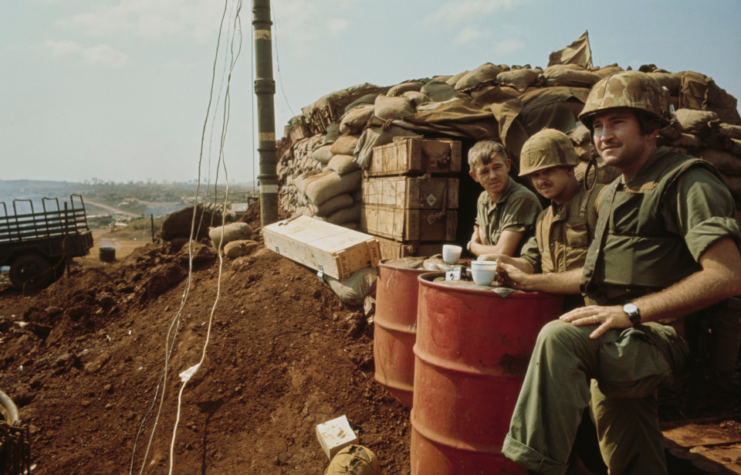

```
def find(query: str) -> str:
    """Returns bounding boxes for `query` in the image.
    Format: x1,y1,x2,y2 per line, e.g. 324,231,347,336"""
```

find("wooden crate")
263,216,381,281
362,176,459,210
360,205,457,242
367,137,462,177
375,236,451,260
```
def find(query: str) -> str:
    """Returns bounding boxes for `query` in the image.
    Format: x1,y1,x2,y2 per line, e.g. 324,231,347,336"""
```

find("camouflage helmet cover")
519,128,580,177
579,71,670,128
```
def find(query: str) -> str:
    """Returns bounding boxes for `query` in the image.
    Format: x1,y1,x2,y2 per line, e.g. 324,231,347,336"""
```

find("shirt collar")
621,147,670,188
549,181,584,220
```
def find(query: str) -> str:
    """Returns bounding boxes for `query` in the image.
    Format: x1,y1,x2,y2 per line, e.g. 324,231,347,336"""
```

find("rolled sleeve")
664,168,741,261
519,235,542,272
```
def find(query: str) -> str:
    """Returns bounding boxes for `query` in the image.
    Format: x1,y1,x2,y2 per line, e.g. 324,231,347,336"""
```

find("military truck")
0,195,93,290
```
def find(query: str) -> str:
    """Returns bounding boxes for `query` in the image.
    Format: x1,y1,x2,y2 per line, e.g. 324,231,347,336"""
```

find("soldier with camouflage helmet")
483,128,606,312
502,71,741,474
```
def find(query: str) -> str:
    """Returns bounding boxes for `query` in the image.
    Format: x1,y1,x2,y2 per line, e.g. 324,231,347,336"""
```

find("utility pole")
252,0,278,226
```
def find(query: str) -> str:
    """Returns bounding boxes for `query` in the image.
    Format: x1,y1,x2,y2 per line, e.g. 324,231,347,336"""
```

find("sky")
2,0,740,185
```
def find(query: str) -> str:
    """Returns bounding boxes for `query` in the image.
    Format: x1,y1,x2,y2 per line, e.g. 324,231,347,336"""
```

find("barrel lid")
419,272,560,299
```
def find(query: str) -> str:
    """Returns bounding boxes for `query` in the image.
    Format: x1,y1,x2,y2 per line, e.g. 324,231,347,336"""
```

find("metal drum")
373,259,428,409
411,273,564,474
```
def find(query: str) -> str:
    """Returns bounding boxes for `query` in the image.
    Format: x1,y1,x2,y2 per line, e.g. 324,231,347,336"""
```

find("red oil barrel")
374,259,428,409
411,273,564,474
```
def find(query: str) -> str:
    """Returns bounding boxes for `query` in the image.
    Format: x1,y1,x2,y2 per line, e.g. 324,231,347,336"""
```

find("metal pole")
252,0,278,226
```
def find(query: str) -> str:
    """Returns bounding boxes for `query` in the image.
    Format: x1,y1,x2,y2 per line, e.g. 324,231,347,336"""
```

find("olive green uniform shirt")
520,183,605,274
475,178,542,255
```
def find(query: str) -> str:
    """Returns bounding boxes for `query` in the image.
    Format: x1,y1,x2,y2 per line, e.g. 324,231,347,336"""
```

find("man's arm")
478,254,535,273
561,237,741,339
470,230,524,257
496,261,583,294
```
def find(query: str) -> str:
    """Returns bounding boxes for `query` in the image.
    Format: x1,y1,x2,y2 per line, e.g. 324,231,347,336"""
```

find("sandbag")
446,70,469,87
374,95,413,121
403,91,431,107
344,93,380,114
433,75,452,83
719,123,741,140
675,109,720,135
327,154,360,175
223,240,258,259
592,65,624,79
387,81,424,97
649,72,681,95
297,170,331,194
671,134,705,151
569,124,591,145
315,193,354,217
575,161,621,185
354,126,422,169
305,170,363,206
325,268,378,307
697,148,741,175
324,123,341,145
340,105,374,135
325,202,361,225
161,206,217,241
496,69,539,93
543,65,600,87
454,63,503,91
420,80,460,102
312,144,334,164
209,222,252,249
330,135,361,156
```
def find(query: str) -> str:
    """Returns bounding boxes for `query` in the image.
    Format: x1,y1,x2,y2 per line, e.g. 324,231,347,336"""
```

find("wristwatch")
623,303,641,327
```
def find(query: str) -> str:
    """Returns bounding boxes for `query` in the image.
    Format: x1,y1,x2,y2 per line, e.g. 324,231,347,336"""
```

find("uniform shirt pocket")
565,221,589,248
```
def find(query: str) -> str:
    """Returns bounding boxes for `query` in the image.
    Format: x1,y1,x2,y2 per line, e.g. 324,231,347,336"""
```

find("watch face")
624,303,638,314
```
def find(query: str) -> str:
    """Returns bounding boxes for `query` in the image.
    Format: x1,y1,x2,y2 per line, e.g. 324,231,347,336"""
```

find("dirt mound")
0,240,411,474
161,206,218,241
238,199,262,229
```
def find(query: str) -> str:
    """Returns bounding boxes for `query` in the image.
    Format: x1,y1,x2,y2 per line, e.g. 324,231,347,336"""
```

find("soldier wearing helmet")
484,128,606,312
502,71,741,475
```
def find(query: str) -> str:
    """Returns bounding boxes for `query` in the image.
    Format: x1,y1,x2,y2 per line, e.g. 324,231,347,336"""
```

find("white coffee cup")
442,245,463,265
470,261,497,286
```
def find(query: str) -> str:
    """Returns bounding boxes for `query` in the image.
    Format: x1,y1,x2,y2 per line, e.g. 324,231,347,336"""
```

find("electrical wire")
129,1,231,473
167,2,242,473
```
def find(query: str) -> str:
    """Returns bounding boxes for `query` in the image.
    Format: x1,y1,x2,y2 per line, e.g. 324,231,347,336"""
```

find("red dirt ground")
0,237,411,475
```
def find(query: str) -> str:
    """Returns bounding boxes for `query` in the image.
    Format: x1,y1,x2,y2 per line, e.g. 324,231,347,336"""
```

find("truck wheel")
9,254,54,290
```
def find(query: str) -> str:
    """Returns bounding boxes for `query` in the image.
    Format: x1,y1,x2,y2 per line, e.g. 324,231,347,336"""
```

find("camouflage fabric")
579,71,670,128
518,129,580,177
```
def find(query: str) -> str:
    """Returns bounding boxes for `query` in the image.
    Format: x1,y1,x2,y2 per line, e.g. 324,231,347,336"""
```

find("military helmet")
519,128,580,177
579,71,670,129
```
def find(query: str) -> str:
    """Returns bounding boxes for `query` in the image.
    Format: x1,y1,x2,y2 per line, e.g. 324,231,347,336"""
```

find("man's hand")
478,253,504,262
560,305,632,339
496,260,533,291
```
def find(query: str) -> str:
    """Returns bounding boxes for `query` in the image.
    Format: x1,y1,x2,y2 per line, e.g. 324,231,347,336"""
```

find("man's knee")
537,320,589,349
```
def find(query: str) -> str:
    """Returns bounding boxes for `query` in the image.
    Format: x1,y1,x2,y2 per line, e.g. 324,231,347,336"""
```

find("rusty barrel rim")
418,271,556,299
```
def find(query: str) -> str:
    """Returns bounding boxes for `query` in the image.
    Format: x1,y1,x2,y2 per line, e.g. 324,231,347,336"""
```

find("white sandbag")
305,170,363,206
497,69,539,93
224,240,258,259
675,109,720,135
296,206,316,217
209,222,252,249
325,202,361,225
454,63,504,91
312,144,334,164
420,80,460,102
330,135,361,156
387,81,424,97
374,95,413,121
354,126,422,169
327,154,360,175
340,105,374,135
325,267,378,307
316,193,354,217
402,91,431,107
344,93,380,114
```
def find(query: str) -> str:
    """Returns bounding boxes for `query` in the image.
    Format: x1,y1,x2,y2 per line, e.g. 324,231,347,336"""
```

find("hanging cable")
167,2,242,473
130,2,230,474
